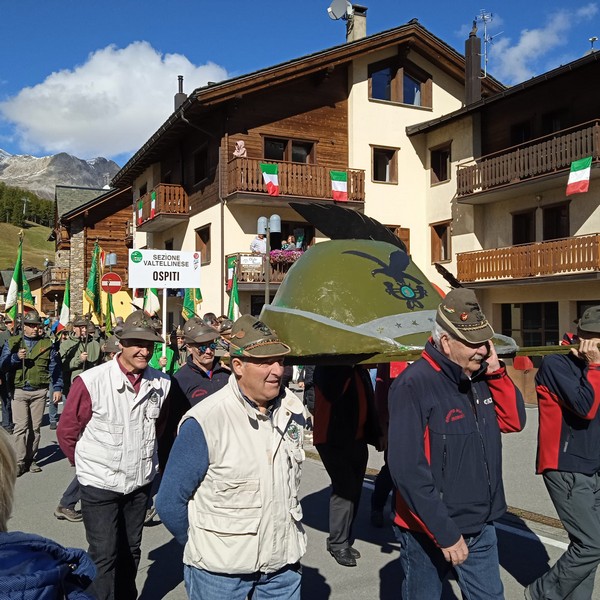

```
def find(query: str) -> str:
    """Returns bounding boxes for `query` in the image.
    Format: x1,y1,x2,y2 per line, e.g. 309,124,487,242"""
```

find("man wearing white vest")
157,314,307,600
57,311,171,600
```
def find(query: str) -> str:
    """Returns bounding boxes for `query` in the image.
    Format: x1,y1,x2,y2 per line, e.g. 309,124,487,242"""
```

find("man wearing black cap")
157,314,306,600
57,311,170,600
525,306,600,600
388,288,526,599
3,310,63,476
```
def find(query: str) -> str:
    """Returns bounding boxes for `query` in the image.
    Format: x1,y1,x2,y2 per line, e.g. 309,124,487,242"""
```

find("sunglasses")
197,342,217,352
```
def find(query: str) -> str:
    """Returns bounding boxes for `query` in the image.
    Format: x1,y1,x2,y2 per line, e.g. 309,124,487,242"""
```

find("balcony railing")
457,120,600,197
457,233,600,282
226,251,304,286
42,266,69,290
136,184,189,231
225,158,365,202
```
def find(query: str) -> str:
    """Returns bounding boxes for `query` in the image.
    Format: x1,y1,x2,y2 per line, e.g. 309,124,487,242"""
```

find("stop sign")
100,272,123,294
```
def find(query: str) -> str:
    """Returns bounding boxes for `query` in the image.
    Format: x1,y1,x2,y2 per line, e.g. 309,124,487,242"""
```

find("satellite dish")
327,0,352,20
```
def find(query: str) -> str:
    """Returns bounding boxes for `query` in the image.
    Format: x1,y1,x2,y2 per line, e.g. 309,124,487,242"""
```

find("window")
502,302,559,347
368,58,432,108
279,221,315,251
543,202,569,241
431,221,451,263
431,144,451,184
138,183,147,197
542,109,566,136
195,225,211,265
512,210,536,245
264,137,314,163
511,121,533,145
387,225,410,254
372,147,398,183
193,146,209,184
164,239,174,251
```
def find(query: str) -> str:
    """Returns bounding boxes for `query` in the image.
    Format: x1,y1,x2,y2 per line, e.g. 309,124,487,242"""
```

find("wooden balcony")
457,233,600,282
457,120,600,201
135,183,189,232
225,158,365,204
124,220,134,248
226,251,304,290
41,266,69,296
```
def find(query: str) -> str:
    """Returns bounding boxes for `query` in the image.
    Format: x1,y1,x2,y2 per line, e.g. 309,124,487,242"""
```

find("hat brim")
578,320,600,334
117,329,164,343
229,340,291,358
436,311,494,344
184,331,220,345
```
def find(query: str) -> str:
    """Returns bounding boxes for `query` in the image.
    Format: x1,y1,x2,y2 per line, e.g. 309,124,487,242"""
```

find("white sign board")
128,249,201,289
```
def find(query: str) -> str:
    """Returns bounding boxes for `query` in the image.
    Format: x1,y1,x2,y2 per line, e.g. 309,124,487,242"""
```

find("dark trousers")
81,483,151,600
61,475,81,509
371,451,394,512
316,439,368,551
0,381,13,430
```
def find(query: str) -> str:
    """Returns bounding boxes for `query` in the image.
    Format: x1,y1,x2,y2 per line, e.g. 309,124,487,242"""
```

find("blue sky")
1,1,598,164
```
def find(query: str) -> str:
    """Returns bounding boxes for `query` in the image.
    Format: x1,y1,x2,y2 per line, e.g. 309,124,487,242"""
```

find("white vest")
182,375,307,574
74,357,171,494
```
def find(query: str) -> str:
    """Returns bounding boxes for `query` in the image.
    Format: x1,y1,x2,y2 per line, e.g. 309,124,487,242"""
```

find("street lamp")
257,214,281,306
105,253,118,271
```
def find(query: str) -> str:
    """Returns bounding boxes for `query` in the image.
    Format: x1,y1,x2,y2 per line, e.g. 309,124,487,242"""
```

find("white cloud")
489,3,599,85
0,41,229,160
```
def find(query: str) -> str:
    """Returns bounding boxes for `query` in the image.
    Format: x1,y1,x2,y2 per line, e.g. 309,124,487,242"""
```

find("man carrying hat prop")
57,311,171,600
1,310,63,477
387,288,526,599
157,314,307,600
525,306,600,599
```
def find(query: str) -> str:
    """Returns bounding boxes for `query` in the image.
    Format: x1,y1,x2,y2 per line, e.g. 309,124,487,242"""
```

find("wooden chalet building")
406,49,600,348
111,11,502,322
50,185,133,320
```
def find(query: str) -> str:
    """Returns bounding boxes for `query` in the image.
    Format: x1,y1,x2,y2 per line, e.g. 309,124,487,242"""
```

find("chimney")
174,75,187,111
465,22,482,105
346,4,367,42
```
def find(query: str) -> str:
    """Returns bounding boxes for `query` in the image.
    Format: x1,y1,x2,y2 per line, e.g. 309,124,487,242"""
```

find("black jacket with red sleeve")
387,341,526,549
535,353,600,475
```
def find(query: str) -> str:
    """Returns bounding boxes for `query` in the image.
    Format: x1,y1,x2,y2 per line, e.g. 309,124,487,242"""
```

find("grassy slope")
0,222,54,271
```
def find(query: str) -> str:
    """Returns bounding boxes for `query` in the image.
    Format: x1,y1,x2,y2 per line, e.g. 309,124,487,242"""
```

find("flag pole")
162,288,168,373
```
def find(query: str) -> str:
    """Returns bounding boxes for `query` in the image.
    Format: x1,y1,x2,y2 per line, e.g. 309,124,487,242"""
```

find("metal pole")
162,288,168,373
264,223,270,306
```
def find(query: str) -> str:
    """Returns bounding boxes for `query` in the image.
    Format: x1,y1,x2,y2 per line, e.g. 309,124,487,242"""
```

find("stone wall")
70,217,85,317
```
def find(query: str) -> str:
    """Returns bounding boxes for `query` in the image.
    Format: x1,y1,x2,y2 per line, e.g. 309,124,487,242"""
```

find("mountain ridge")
0,149,121,200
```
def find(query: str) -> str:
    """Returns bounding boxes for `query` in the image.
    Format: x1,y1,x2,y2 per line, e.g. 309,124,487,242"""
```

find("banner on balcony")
259,163,279,196
137,200,143,225
150,191,157,218
330,170,348,202
566,156,592,196
226,256,237,291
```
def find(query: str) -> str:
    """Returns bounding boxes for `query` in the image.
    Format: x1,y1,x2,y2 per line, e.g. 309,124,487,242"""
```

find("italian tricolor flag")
260,163,279,196
137,200,143,225
150,191,156,218
566,156,592,196
57,277,70,332
330,170,348,202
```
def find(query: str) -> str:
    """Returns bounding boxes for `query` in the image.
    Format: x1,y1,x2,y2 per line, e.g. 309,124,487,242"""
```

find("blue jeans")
183,563,301,600
394,523,504,599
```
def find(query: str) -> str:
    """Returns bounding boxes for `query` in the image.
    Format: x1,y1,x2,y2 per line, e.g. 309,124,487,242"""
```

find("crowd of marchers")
0,292,599,600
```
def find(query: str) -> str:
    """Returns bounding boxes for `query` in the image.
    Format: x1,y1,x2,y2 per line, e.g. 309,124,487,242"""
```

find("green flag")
227,272,240,321
84,242,102,319
5,233,35,320
105,292,115,334
182,288,202,321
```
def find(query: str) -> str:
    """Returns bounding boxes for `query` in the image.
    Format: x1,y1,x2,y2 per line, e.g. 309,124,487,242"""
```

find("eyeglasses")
197,342,217,352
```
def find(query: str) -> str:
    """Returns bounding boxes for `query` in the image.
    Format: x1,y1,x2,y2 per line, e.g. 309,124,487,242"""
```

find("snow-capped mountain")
0,150,120,199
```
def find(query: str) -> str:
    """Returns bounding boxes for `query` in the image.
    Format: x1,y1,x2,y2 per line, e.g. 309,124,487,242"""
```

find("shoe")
49,422,57,430
144,507,157,525
329,547,357,567
371,509,384,528
28,461,42,473
54,505,83,522
349,547,361,559
16,463,27,477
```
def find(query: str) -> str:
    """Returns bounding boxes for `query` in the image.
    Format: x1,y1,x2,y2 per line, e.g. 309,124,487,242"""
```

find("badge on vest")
146,391,160,419
286,421,301,444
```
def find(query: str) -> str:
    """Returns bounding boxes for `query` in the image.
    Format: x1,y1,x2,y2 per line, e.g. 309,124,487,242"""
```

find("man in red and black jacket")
526,306,600,600
388,288,525,599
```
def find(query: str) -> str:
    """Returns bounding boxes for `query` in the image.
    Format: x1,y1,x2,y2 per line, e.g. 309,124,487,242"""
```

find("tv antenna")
476,10,502,79
327,0,353,21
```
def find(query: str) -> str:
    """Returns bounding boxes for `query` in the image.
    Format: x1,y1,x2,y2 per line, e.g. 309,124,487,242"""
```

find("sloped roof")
0,268,42,289
60,185,132,222
55,185,106,219
112,20,505,188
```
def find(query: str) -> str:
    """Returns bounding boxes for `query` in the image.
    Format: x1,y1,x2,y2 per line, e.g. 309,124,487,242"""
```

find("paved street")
9,403,593,599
